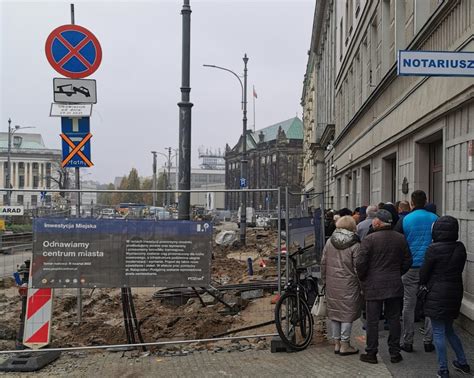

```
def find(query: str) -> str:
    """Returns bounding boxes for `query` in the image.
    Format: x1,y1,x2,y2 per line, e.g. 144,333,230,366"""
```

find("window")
31,195,37,206
370,17,378,87
45,195,52,204
17,195,24,205
33,176,39,189
19,176,25,188
3,195,7,205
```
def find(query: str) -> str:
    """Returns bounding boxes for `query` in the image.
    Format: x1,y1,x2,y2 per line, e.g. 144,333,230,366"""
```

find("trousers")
431,318,467,372
402,268,433,344
331,320,352,342
366,297,401,356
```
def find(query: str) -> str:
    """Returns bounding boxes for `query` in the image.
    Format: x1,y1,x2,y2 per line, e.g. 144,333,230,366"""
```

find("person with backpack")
419,216,470,378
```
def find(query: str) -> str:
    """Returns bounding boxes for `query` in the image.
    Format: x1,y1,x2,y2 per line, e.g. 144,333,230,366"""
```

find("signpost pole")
70,3,82,325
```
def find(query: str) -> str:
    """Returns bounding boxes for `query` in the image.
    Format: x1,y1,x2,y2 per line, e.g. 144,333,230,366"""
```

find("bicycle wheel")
274,292,313,350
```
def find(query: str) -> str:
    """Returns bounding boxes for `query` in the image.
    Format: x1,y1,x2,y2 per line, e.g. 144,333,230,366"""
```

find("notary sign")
398,50,474,77
31,218,212,288
0,206,24,216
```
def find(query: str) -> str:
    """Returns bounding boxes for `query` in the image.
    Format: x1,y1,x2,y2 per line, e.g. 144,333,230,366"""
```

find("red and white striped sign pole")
23,278,53,349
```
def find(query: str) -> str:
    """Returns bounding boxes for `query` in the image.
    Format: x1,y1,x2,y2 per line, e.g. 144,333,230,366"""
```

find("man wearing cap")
357,209,413,364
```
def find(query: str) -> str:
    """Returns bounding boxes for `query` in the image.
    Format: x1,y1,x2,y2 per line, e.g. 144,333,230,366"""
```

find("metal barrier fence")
0,187,292,354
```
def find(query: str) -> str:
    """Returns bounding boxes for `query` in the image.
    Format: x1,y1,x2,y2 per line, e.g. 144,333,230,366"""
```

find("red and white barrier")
23,285,53,349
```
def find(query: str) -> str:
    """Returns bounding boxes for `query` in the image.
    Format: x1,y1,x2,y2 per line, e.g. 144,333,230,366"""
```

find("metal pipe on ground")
0,334,279,355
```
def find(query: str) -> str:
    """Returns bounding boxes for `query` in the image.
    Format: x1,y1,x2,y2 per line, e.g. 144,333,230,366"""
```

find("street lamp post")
203,53,249,245
152,148,176,208
151,151,157,207
6,119,35,206
6,119,12,206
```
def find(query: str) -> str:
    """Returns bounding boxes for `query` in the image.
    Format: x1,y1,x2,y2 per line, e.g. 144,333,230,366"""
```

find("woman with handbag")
420,216,470,378
321,215,362,356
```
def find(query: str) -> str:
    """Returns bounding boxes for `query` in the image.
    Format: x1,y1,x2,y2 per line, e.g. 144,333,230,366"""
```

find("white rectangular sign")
50,103,92,117
53,78,97,104
0,206,24,216
398,50,474,77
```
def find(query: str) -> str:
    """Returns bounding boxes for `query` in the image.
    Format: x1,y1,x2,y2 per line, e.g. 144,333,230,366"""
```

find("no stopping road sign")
45,24,102,79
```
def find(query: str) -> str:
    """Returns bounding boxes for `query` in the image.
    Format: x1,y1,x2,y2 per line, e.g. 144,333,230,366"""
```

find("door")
429,140,443,215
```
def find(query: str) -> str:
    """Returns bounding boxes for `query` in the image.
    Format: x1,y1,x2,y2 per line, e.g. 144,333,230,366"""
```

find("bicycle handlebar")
288,244,314,259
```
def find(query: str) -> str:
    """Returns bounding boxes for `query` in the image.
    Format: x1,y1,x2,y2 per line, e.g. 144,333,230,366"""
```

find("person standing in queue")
420,216,470,378
357,209,412,364
321,215,362,356
399,190,437,353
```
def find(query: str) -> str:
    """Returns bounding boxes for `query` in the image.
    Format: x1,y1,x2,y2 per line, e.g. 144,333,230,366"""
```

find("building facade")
155,167,225,208
0,132,62,207
303,0,474,329
225,117,304,211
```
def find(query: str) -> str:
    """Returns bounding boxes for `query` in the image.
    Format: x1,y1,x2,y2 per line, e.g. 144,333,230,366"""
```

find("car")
101,208,116,217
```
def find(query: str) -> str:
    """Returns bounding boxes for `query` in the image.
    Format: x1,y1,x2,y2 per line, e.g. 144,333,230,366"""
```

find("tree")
141,178,153,205
123,168,142,203
97,183,115,206
48,161,71,198
112,176,127,205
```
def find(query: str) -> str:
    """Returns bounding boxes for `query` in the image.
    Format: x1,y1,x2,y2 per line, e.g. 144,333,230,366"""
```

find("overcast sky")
0,0,314,184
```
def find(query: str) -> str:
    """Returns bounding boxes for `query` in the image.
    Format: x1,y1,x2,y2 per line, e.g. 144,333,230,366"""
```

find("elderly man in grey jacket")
357,205,378,240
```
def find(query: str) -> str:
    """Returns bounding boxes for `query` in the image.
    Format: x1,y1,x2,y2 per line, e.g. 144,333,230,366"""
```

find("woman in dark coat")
420,216,470,378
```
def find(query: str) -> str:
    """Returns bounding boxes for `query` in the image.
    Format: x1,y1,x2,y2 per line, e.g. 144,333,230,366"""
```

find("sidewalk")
1,319,472,377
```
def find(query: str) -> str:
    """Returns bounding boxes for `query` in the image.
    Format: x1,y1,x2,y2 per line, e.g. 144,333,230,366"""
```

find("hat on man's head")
375,209,392,224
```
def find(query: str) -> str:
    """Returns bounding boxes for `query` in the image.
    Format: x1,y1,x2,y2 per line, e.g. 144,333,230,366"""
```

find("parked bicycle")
274,244,316,350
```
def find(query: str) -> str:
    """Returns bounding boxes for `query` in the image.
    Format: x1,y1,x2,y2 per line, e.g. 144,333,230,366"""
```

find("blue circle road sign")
45,24,102,79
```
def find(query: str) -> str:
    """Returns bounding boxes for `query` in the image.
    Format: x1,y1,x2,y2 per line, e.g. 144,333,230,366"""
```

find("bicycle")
274,244,316,350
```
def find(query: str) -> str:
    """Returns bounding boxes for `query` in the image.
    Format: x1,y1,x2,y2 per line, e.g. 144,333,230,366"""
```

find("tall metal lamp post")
6,118,35,206
151,151,157,207
203,54,249,245
152,148,176,208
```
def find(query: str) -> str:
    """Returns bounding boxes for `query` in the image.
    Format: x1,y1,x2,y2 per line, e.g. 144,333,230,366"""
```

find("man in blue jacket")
400,190,438,353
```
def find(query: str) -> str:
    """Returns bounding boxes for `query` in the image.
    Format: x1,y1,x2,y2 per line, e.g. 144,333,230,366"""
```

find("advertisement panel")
31,218,212,288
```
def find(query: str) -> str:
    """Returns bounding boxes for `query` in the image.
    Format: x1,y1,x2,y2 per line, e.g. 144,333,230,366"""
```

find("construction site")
0,223,301,355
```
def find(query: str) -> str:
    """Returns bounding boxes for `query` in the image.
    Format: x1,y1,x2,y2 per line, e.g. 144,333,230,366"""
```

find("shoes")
339,341,359,356
437,370,449,378
424,342,435,352
400,343,413,353
360,353,378,364
390,353,403,363
334,340,340,355
452,360,471,375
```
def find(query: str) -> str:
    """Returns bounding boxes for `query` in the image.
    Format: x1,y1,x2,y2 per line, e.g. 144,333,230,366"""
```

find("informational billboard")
31,218,212,288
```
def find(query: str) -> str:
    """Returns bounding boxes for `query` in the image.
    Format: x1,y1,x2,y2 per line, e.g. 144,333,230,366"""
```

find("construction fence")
0,187,323,355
